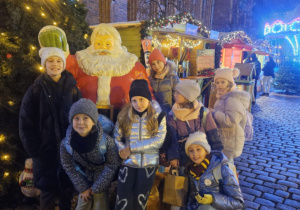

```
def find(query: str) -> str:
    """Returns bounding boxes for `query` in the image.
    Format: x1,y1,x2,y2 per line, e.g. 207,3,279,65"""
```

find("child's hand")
120,147,131,159
80,189,92,202
170,159,179,168
197,194,213,204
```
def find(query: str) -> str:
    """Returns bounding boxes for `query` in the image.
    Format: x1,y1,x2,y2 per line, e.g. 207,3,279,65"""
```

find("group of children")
20,46,248,210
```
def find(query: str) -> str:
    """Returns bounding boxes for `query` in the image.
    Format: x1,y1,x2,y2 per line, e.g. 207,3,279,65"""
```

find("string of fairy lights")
153,35,202,49
219,31,252,46
145,13,210,38
3,1,89,73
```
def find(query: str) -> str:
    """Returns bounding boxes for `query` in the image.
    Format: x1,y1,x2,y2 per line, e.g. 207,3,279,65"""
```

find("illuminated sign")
264,17,300,35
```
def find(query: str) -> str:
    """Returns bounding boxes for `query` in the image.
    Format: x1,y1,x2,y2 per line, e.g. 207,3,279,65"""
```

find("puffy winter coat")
187,151,244,210
262,58,276,77
114,101,167,168
60,122,120,193
249,53,261,79
166,107,206,166
149,61,180,113
213,90,250,159
19,71,81,191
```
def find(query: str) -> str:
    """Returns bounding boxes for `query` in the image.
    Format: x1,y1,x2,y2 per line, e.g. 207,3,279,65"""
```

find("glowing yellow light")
83,34,88,39
31,46,36,50
39,66,44,72
2,155,10,160
53,22,57,25
7,101,14,106
1,33,5,36
0,134,5,142
4,172,9,177
26,6,30,10
41,13,45,17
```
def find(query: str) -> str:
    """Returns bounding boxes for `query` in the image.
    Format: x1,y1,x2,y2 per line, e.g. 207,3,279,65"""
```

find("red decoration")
6,53,12,59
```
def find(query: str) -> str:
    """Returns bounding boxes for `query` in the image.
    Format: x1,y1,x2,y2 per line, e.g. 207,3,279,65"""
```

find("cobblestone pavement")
235,92,300,210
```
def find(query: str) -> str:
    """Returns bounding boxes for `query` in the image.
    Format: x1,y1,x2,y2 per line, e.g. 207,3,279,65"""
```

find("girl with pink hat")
148,49,180,113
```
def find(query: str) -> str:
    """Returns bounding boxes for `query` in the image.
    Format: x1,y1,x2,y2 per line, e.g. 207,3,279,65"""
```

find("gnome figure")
19,158,40,197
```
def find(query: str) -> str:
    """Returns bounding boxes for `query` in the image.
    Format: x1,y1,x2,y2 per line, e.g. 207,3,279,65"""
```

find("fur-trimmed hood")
220,90,250,110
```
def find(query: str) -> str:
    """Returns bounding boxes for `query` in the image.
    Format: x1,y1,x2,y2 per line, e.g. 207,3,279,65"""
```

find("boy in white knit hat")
19,47,81,209
185,132,244,210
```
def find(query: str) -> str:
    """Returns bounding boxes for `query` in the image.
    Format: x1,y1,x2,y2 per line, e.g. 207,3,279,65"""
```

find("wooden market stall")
151,29,218,77
219,31,254,68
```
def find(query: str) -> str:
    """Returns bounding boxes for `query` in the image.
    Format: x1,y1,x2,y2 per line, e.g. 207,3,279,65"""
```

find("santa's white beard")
76,47,138,77
76,46,139,106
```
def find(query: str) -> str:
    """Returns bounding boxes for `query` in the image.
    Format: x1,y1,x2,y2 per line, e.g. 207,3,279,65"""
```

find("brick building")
81,0,256,34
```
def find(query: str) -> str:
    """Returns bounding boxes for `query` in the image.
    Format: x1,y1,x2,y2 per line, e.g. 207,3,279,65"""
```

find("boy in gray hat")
60,98,120,210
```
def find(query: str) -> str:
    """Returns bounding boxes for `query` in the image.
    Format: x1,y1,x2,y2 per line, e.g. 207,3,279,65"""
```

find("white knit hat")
39,47,66,69
214,68,240,85
175,80,200,102
185,132,211,154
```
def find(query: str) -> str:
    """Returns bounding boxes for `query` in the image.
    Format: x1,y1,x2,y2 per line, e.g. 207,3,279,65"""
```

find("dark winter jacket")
19,71,81,191
166,108,223,167
149,61,180,113
262,57,276,77
60,122,120,194
249,53,261,79
166,107,206,166
187,151,244,210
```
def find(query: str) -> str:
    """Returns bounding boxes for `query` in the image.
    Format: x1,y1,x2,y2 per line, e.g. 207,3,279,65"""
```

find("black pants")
254,79,258,99
115,165,156,210
40,187,73,210
39,166,73,210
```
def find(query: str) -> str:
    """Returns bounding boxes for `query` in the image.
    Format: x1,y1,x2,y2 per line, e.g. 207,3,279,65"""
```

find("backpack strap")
64,139,73,155
157,111,167,126
99,133,107,162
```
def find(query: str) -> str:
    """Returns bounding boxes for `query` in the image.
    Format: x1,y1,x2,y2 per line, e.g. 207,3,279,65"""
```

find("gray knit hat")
175,80,200,102
39,47,66,69
69,99,98,124
185,132,211,154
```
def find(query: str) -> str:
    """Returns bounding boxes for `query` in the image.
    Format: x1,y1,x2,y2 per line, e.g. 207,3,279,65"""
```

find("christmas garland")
144,13,210,38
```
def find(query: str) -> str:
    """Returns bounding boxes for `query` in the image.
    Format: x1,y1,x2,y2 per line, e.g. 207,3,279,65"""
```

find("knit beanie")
69,99,98,124
185,132,211,155
214,68,240,85
175,80,200,102
129,79,152,102
39,47,66,69
148,49,166,65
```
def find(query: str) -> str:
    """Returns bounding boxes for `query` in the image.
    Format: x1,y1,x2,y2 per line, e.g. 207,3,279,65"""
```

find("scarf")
70,126,98,154
172,100,202,121
189,154,212,180
154,65,169,80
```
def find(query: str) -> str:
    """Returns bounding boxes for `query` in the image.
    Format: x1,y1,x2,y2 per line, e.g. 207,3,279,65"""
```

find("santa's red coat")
66,55,154,108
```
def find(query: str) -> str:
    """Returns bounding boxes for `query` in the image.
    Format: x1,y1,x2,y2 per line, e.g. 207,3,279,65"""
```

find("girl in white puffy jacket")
114,79,167,210
211,68,250,171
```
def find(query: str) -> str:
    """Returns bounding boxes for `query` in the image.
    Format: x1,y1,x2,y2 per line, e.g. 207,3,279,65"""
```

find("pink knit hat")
148,49,166,65
214,68,240,85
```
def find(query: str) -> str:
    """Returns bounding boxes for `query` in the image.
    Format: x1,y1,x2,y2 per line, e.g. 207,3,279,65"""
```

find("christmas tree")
0,0,91,206
273,61,300,94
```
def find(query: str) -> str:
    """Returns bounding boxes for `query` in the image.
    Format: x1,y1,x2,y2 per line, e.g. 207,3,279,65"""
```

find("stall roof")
152,29,219,42
90,21,141,29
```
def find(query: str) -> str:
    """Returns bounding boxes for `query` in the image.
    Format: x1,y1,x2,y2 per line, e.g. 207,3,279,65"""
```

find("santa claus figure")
38,24,153,108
